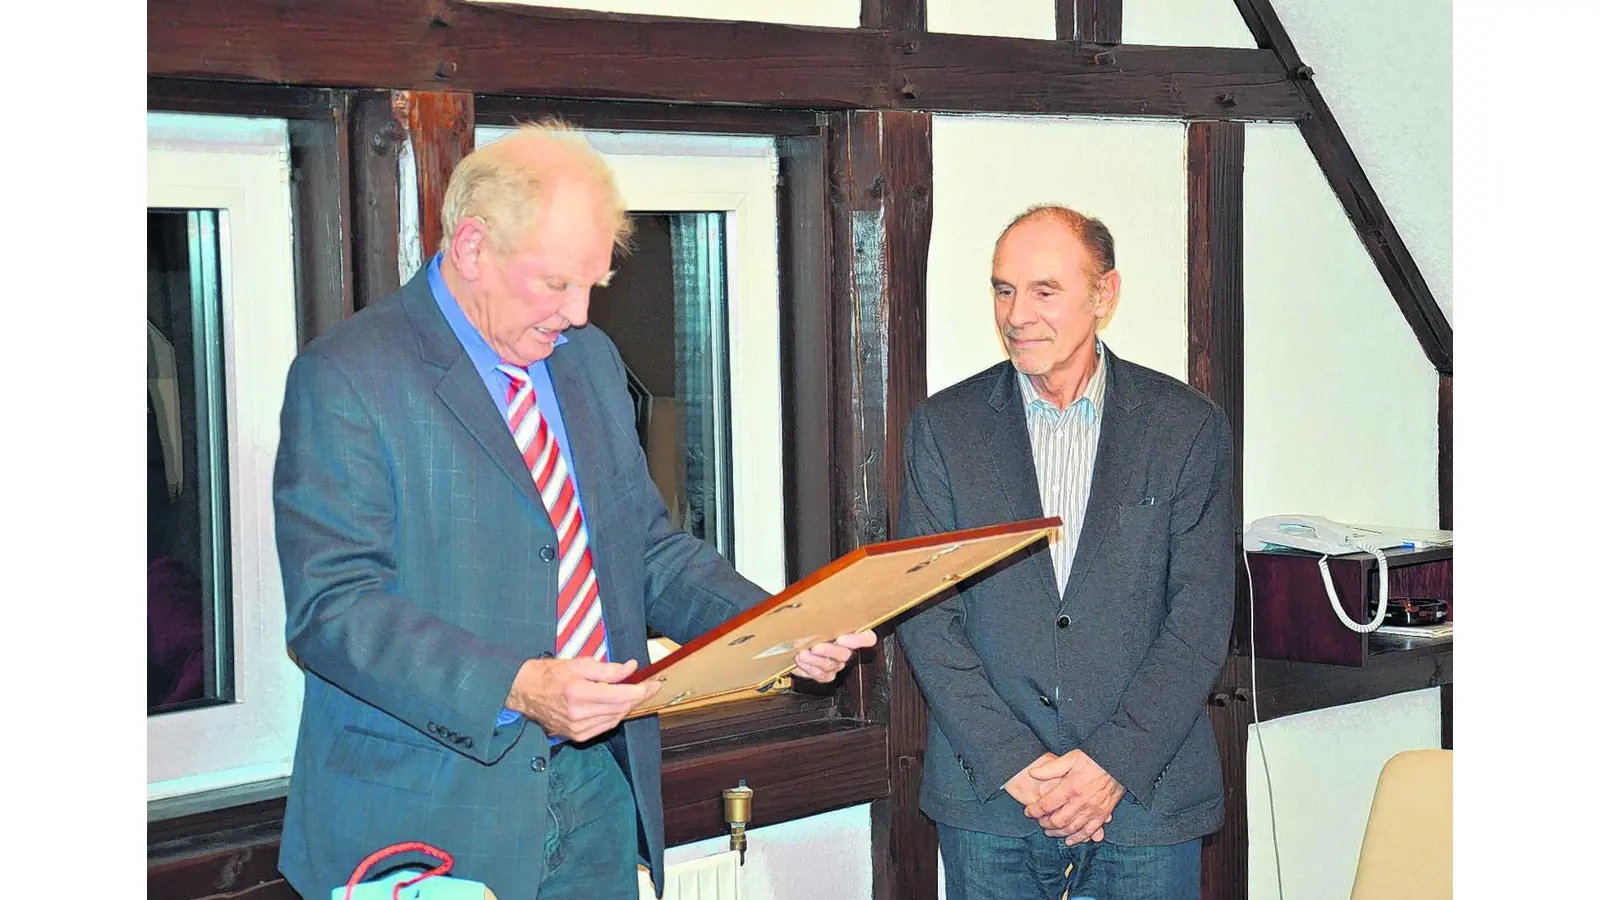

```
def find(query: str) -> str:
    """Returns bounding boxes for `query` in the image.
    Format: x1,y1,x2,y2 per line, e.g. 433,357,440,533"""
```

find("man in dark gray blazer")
272,123,872,900
897,206,1234,900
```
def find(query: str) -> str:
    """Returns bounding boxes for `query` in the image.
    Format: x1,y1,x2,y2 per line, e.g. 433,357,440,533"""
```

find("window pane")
589,212,734,559
148,209,232,715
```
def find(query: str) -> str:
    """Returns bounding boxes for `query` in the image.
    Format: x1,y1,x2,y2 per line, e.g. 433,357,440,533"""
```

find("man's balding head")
995,205,1115,288
440,119,634,255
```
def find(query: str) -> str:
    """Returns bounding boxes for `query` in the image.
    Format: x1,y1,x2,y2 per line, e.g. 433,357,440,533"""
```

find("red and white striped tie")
498,364,609,662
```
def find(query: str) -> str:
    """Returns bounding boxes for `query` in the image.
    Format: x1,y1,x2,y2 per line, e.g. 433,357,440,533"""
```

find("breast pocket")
1115,496,1172,588
1117,495,1171,531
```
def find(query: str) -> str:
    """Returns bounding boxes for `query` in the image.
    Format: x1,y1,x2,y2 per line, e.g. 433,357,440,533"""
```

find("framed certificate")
623,516,1060,718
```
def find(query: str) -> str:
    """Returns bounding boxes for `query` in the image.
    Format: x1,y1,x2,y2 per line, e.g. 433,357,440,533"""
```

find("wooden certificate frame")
624,517,1061,718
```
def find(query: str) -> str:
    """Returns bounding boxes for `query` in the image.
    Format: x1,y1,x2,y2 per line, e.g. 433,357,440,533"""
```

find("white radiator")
637,851,744,900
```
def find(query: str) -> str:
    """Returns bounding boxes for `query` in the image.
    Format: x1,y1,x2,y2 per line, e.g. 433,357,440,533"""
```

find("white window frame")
475,127,788,594
146,114,303,802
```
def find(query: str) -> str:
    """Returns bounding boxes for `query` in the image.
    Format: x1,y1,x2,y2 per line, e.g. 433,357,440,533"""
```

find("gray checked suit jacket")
896,347,1235,845
272,271,767,899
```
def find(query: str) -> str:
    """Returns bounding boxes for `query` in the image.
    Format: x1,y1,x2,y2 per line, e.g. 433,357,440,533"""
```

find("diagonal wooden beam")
147,0,1307,121
1232,0,1452,374
1056,0,1123,44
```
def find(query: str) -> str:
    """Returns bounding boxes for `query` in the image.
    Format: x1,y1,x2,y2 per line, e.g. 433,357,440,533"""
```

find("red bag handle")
342,841,456,900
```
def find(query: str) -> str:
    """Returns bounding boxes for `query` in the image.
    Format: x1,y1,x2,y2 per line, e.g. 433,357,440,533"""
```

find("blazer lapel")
984,366,1062,606
1062,351,1150,607
401,278,542,506
546,339,635,638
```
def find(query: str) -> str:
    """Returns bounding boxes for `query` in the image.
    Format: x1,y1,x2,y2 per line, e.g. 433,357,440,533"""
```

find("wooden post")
1187,119,1248,900
823,109,937,900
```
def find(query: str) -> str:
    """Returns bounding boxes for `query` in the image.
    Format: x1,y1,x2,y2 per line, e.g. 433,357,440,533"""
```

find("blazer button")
540,545,556,562
530,756,547,772
1040,695,1054,708
1056,615,1072,629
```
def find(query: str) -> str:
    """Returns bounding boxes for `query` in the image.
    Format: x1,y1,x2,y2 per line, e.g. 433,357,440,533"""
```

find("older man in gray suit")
897,206,1235,900
272,122,873,900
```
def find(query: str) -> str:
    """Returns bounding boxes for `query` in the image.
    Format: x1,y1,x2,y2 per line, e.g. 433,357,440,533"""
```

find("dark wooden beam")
150,0,890,108
1057,0,1123,43
778,130,839,586
147,0,1308,121
1185,120,1248,900
822,109,937,900
347,91,406,309
1439,374,1452,530
1232,0,1452,374
1186,121,1246,512
399,90,474,260
1201,659,1251,900
148,76,333,119
1251,647,1452,722
897,35,1300,119
287,93,355,346
476,96,825,136
862,0,926,31
1440,682,1452,749
663,721,889,843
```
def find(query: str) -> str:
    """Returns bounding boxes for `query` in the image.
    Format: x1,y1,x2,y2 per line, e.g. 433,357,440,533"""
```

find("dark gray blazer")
896,347,1235,845
272,272,766,898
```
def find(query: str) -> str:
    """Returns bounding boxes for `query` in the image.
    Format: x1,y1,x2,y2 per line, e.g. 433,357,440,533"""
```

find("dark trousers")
939,824,1201,900
534,742,639,900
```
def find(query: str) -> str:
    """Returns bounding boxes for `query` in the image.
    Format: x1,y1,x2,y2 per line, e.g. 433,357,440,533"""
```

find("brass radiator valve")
722,779,753,864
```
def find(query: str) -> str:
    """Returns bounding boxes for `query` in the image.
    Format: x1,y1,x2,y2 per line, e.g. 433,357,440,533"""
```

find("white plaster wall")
1246,690,1443,900
1271,0,1452,321
664,804,872,898
1123,0,1256,47
1243,123,1438,528
927,114,1189,394
1126,0,1453,322
926,0,1054,39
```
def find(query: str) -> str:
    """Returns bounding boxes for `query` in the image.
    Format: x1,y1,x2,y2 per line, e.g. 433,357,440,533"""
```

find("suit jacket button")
540,545,556,562
530,756,547,773
1056,615,1072,629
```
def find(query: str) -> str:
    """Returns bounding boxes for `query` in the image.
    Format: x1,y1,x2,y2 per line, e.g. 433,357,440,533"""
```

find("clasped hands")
1005,749,1126,845
505,631,878,742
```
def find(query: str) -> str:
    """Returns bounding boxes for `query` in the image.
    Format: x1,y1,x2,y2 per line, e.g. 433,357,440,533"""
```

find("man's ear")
1092,269,1121,321
446,217,491,281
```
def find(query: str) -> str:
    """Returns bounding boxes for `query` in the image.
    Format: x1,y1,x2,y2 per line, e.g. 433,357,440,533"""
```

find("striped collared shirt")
1017,341,1107,596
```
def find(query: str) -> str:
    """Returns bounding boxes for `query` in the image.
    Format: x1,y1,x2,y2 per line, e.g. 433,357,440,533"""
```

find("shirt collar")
426,253,567,380
1017,340,1106,423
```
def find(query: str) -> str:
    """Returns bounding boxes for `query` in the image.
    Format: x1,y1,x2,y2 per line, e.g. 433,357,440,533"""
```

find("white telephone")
1243,516,1453,634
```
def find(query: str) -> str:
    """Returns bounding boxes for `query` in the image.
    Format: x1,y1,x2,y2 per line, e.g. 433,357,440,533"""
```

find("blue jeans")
939,824,1201,900
535,742,639,900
